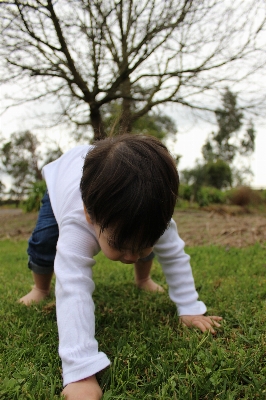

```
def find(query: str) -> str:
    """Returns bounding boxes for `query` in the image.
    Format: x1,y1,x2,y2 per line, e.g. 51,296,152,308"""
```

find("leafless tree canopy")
1,0,266,140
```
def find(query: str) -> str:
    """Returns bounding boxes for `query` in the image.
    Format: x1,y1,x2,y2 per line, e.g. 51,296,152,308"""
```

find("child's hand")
179,315,222,334
62,375,102,400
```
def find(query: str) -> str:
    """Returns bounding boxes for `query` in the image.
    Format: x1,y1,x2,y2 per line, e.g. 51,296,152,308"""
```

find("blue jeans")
27,191,59,274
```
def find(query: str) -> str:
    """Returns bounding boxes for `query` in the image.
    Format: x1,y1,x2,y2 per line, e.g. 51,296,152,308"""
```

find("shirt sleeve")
153,219,207,316
54,218,110,387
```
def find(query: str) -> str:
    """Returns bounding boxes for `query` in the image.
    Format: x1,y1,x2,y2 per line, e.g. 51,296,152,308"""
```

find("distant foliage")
177,184,266,208
196,187,227,207
227,186,262,207
202,89,244,163
0,130,62,202
260,190,266,203
0,131,42,202
205,159,232,189
202,88,255,165
182,88,256,193
178,184,193,202
23,180,47,212
0,180,5,201
178,184,227,206
181,159,232,197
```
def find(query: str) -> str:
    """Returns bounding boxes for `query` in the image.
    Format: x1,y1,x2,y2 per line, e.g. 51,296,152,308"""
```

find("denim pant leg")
27,191,59,274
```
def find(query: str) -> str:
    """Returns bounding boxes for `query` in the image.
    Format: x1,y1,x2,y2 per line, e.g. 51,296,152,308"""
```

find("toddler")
20,134,222,400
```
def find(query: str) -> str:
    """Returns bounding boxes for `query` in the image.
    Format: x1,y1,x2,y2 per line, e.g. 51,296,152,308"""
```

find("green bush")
178,184,193,201
178,184,228,207
258,189,266,203
196,186,227,207
23,180,47,212
178,182,266,208
205,159,232,189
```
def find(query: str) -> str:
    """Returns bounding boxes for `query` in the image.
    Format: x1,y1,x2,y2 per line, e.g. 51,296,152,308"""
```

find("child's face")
84,207,153,264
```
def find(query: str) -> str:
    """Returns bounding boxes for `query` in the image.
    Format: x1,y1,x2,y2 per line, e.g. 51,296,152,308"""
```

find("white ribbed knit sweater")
42,145,206,386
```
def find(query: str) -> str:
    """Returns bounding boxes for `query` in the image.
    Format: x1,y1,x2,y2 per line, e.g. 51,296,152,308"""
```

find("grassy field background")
1,238,266,399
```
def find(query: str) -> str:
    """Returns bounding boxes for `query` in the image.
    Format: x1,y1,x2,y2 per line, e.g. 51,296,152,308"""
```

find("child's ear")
83,204,93,224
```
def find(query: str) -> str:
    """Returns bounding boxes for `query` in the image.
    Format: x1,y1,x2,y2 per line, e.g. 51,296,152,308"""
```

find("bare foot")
18,286,50,306
136,277,164,292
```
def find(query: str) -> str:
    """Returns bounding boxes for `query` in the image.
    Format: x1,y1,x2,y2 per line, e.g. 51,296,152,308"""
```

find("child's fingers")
206,317,222,328
179,315,222,334
208,316,223,321
202,323,215,334
182,318,214,334
194,320,215,334
202,319,218,333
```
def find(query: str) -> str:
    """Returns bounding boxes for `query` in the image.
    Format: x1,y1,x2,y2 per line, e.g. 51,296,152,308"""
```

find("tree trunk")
119,76,132,134
90,105,106,141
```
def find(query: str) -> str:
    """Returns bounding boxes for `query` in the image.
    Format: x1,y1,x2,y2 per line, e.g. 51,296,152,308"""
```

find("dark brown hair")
80,134,179,252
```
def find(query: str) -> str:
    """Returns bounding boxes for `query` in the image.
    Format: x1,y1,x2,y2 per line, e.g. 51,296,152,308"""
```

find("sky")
1,102,265,189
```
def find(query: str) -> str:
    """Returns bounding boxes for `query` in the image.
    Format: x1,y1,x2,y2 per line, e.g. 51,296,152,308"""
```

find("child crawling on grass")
19,134,222,400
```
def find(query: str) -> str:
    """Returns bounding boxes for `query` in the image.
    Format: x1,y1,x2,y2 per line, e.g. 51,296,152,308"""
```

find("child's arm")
62,375,102,400
54,220,110,387
153,219,222,333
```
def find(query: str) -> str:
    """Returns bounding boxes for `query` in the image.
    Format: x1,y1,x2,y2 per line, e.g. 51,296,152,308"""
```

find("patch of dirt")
173,209,266,247
1,207,266,248
0,209,38,240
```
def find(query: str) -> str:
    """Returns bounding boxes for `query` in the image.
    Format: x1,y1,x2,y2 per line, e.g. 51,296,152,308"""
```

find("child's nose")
123,252,139,263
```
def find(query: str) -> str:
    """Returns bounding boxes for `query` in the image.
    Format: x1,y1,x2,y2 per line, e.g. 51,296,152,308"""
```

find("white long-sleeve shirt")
42,145,206,386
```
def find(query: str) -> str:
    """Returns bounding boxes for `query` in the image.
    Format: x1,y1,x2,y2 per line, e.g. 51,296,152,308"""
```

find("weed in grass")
1,241,266,399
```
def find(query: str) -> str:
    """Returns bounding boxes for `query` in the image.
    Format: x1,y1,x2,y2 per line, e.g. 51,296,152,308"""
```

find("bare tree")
1,0,266,140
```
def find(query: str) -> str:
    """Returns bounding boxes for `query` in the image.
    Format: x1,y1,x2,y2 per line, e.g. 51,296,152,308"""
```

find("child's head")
80,134,179,254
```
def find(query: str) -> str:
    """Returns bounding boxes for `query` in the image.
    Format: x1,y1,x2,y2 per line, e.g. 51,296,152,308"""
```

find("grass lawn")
0,240,266,399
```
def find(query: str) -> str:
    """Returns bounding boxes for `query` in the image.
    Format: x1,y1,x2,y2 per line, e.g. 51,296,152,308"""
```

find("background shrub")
178,184,193,201
196,186,227,207
205,159,232,189
228,186,262,207
23,180,47,212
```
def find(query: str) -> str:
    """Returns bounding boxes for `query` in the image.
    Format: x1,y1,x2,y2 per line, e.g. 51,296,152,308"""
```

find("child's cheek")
100,243,121,261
